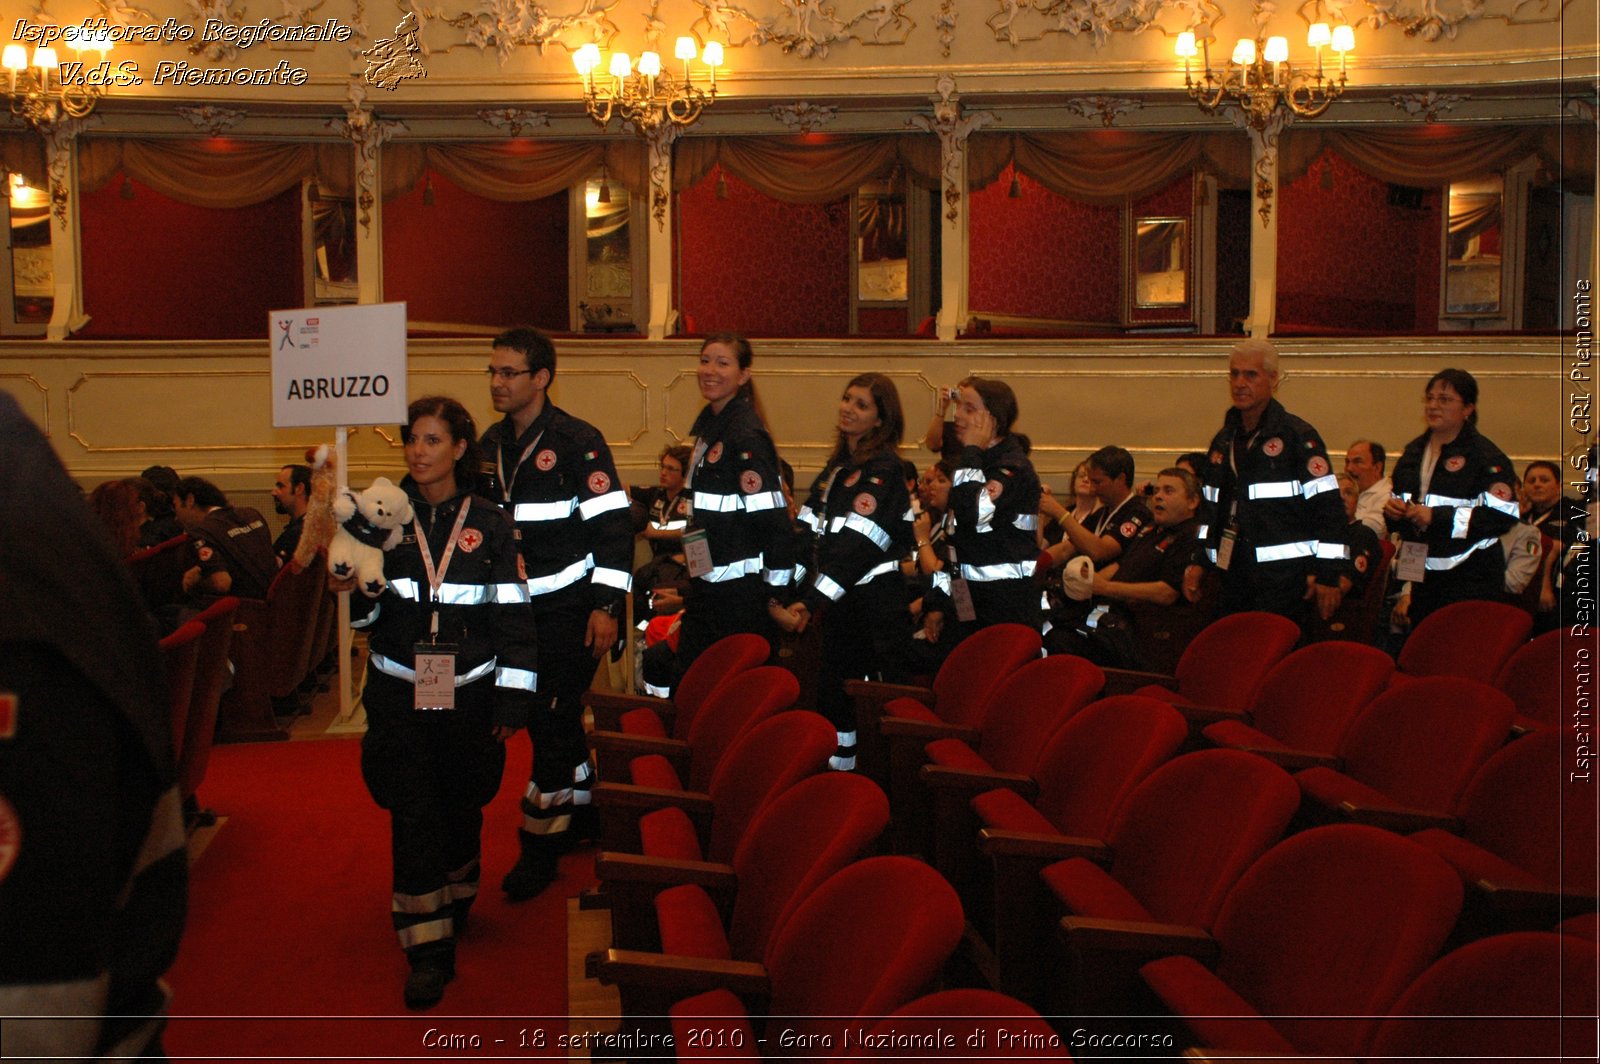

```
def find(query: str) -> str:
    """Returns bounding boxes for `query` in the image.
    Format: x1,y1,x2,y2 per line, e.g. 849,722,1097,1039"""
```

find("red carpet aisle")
164,735,594,1061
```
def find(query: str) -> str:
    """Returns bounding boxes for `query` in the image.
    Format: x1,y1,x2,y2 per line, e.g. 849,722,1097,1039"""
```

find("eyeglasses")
486,367,533,381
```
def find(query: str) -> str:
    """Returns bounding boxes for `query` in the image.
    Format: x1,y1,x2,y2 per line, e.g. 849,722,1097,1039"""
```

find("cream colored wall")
1,335,1571,494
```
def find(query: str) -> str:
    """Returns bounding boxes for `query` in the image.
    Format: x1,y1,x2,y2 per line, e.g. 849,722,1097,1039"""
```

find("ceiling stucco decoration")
1390,89,1465,120
412,0,622,66
1308,0,1572,42
691,0,914,59
909,74,996,223
934,0,956,55
770,100,839,130
477,106,552,133
185,0,249,59
1065,95,1143,125
176,103,249,131
987,0,1221,49
95,0,160,31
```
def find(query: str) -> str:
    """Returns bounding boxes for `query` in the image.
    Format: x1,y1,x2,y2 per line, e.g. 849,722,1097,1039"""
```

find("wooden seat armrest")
1059,915,1218,963
591,781,713,818
1172,701,1250,727
979,828,1108,863
921,764,1038,801
584,690,676,732
1475,881,1600,920
589,730,692,763
880,717,979,744
847,680,935,710
1334,802,1460,833
1183,1050,1336,1064
1099,667,1176,695
598,949,771,998
1237,746,1341,773
594,851,737,893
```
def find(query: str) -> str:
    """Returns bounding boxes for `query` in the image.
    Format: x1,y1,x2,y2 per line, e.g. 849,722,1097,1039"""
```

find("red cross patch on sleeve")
535,449,558,471
1445,456,1466,472
741,470,763,493
588,471,611,495
457,528,483,553
1262,437,1284,457
853,493,877,516
1307,456,1330,477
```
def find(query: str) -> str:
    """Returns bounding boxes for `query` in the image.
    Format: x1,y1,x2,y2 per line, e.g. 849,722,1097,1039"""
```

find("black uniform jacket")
1388,423,1520,576
479,403,633,613
350,479,539,729
685,393,796,591
1195,398,1348,587
795,447,914,611
927,434,1042,604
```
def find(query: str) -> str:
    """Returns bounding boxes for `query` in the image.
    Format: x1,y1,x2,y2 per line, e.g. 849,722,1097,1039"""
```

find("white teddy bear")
329,476,415,598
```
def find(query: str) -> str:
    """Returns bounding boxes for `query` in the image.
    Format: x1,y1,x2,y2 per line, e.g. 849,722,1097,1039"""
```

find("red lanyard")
415,499,471,638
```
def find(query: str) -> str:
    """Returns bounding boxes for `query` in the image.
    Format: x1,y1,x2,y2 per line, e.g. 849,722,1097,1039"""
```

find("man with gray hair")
1183,339,1348,623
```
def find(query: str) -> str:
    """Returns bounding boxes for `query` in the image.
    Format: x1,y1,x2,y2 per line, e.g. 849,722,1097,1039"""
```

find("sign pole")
333,424,359,726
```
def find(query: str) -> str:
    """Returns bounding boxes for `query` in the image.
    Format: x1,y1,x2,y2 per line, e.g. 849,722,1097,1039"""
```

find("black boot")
403,952,455,1010
500,834,559,901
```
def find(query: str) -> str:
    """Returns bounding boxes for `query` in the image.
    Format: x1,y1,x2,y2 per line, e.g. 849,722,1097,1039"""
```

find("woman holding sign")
338,395,538,1010
675,334,793,675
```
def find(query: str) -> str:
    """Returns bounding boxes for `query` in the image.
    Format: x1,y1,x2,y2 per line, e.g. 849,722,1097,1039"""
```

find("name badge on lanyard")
1396,540,1429,583
683,528,714,579
413,499,472,711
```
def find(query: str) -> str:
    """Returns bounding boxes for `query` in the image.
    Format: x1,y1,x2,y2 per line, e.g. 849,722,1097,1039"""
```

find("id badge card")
950,576,978,623
683,528,714,579
413,642,459,711
1216,528,1238,571
1396,541,1429,583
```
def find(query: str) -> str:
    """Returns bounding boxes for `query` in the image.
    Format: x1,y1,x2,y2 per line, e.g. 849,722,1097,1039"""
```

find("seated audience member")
1038,460,1097,550
906,461,958,673
1174,451,1208,477
135,465,185,546
630,444,693,620
88,479,148,560
1344,439,1392,538
1044,467,1202,669
270,463,311,567
1044,445,1152,567
1523,459,1584,548
1335,472,1382,599
173,476,276,599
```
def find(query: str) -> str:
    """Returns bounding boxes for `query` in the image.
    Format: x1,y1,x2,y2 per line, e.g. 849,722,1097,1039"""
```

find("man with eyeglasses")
478,327,632,900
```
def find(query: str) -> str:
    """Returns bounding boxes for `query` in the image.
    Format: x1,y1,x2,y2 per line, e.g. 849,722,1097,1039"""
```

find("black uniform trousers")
952,578,1043,642
1408,550,1504,626
817,577,910,770
361,669,504,966
518,595,600,855
677,576,775,678
1218,556,1312,625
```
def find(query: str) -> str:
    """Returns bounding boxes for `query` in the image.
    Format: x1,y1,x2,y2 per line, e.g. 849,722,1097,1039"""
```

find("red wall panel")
79,178,301,339
968,166,1120,325
1277,150,1442,332
383,171,568,331
857,307,908,334
675,169,850,337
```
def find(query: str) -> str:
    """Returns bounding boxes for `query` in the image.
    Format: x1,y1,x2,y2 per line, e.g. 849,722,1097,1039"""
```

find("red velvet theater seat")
158,620,205,762
1139,824,1463,1057
1393,599,1531,686
1294,676,1515,823
663,857,964,1060
1042,749,1300,1013
847,622,1041,783
178,595,239,824
1105,611,1299,711
1198,641,1394,759
841,989,1070,1059
1365,932,1598,1062
597,773,889,1013
896,654,1104,858
585,632,769,739
1493,629,1563,733
593,707,833,861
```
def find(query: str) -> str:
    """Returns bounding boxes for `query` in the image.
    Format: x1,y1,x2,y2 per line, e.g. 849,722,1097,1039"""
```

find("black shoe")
501,856,558,901
403,965,454,1010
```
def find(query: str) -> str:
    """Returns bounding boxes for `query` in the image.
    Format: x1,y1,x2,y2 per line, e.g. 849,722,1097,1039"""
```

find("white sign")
270,302,408,428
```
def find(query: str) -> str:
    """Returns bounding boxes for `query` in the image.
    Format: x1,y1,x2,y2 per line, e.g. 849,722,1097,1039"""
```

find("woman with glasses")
675,333,793,675
1385,368,1519,628
336,395,538,1011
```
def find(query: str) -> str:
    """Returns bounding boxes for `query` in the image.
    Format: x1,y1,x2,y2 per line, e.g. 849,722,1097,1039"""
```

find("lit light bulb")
573,42,600,75
1230,39,1255,66
1307,22,1331,47
675,36,697,61
33,47,59,71
637,50,661,78
1263,36,1288,64
1330,25,1355,52
1175,31,1197,58
702,41,723,67
609,51,632,79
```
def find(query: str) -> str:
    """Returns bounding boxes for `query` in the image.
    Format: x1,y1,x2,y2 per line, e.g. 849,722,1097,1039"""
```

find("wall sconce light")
1176,23,1352,129
3,28,113,129
574,36,724,135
